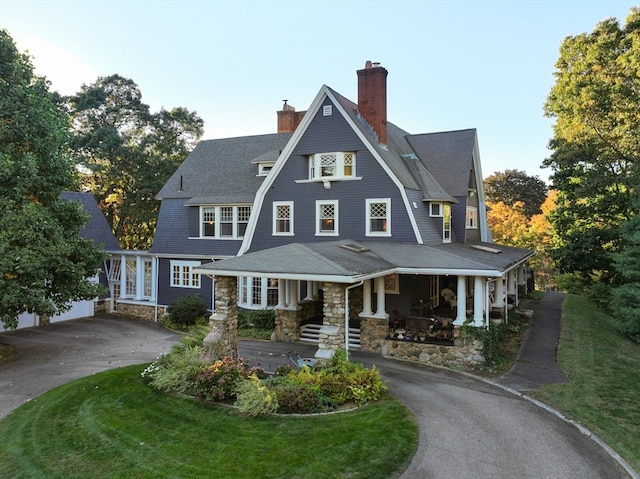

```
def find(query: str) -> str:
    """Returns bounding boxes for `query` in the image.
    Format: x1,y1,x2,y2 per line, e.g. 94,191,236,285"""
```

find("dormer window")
430,202,443,217
308,152,355,180
257,162,275,176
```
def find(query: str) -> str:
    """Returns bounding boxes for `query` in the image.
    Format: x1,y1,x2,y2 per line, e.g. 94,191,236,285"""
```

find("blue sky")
1,0,635,182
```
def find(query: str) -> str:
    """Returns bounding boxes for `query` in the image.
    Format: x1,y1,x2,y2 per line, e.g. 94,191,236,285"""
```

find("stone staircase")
299,323,361,349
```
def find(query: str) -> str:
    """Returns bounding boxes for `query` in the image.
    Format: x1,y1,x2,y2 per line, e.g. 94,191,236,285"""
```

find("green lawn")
529,294,640,473
0,364,418,479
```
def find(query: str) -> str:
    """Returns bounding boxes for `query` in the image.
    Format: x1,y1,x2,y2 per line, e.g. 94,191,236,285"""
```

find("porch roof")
194,239,534,282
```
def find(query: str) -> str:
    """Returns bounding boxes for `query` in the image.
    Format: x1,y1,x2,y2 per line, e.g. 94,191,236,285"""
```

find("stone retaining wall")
115,302,164,321
382,334,485,367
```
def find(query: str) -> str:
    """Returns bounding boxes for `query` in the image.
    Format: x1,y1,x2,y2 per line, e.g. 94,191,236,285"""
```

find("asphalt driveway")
0,295,635,479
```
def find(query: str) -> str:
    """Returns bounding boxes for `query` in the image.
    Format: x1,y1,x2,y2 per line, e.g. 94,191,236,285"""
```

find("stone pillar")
359,315,389,353
203,275,238,359
454,275,466,325
316,282,346,358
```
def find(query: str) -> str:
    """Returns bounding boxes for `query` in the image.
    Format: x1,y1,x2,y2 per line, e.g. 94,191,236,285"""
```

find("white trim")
272,201,294,236
316,199,339,236
430,202,443,217
169,260,202,289
199,205,251,239
366,198,391,237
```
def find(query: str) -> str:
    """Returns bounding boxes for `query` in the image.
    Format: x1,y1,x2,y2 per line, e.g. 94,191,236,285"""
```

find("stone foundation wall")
383,333,485,367
359,316,390,353
275,308,301,342
115,302,164,321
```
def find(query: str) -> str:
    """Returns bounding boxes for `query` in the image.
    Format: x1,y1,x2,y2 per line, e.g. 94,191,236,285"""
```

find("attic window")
308,152,356,180
472,244,502,254
258,162,274,176
323,105,332,116
341,243,370,253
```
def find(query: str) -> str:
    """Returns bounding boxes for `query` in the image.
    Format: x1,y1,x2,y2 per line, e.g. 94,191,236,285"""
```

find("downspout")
154,256,159,322
345,281,364,361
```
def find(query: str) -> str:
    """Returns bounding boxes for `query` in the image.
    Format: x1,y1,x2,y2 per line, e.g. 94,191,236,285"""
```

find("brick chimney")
277,100,306,133
357,60,388,145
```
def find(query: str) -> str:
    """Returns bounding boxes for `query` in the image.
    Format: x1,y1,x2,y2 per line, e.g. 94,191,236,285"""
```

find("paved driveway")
0,306,634,479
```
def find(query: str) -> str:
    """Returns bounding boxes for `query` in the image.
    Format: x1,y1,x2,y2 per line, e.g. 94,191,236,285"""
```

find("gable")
60,191,120,251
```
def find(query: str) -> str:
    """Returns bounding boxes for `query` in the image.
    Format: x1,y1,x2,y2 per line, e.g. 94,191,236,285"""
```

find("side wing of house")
151,134,292,309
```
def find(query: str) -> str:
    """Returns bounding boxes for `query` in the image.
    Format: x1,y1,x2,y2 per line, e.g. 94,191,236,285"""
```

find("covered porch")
194,239,534,366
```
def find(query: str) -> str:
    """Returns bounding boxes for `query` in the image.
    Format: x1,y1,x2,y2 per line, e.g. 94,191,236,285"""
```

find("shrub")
238,309,276,330
273,383,334,414
142,343,207,396
194,357,266,403
166,295,209,329
234,375,279,416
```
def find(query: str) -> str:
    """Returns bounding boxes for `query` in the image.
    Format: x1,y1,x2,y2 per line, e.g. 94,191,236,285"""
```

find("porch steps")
299,323,361,349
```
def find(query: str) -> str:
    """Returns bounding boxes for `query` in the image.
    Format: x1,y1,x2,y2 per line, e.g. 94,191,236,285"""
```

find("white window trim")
197,205,251,239
316,199,339,236
443,204,452,244
272,201,294,236
466,206,478,229
307,152,356,181
170,260,201,289
237,276,279,309
366,198,391,237
430,202,443,217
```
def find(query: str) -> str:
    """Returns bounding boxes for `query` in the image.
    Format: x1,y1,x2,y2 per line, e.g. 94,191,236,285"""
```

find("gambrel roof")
60,191,120,251
156,133,293,205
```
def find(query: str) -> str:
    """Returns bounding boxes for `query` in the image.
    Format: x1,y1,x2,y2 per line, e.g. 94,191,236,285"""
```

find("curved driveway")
0,295,634,479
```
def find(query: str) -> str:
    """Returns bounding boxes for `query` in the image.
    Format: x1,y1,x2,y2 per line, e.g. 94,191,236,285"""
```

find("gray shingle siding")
248,99,417,252
151,199,243,257
156,258,213,309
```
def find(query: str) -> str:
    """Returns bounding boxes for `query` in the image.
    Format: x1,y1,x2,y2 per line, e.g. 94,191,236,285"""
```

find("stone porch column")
203,275,238,359
316,282,347,359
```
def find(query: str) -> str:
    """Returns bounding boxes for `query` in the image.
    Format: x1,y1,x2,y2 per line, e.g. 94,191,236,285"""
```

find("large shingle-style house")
147,61,533,364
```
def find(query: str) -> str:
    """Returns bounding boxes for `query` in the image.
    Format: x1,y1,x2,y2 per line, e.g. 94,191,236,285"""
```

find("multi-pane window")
220,207,233,237
466,206,478,229
238,206,250,237
443,204,451,243
125,259,137,296
316,200,338,235
238,277,281,309
273,201,293,235
308,152,355,180
267,278,279,306
366,198,391,236
202,207,216,236
171,261,201,288
143,259,153,297
200,205,251,239
252,277,262,305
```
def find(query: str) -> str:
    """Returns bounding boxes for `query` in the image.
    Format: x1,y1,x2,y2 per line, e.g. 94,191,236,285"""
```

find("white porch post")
493,276,506,308
454,275,467,325
134,256,143,300
289,280,299,310
473,276,484,326
374,277,387,319
304,281,314,301
119,254,127,298
361,279,373,316
277,279,287,308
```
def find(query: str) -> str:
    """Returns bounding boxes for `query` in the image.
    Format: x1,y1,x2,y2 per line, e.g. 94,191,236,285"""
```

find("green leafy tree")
611,196,640,342
543,8,640,283
67,75,204,249
0,30,107,329
484,169,548,218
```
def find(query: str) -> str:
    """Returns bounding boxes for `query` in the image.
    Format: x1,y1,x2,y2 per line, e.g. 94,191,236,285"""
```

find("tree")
543,8,640,282
67,75,204,249
484,169,548,218
0,30,107,329
611,195,640,342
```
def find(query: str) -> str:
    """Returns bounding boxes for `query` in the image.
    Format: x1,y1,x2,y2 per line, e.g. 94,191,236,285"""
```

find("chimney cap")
364,60,382,69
